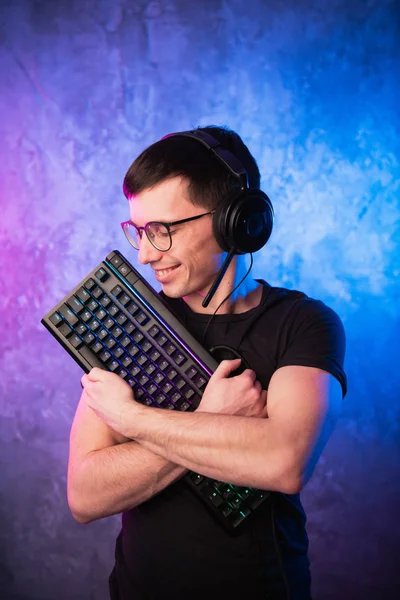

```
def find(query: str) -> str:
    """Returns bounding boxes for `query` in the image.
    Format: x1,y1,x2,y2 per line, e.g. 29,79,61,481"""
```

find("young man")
68,126,346,599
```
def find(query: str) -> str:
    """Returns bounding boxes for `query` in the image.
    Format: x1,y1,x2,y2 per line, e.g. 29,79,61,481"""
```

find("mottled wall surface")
0,0,399,598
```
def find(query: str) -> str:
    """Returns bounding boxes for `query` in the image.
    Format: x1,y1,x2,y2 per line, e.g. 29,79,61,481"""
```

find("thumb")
214,359,242,379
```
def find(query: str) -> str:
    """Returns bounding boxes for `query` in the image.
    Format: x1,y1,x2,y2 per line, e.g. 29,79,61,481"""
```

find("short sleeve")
277,298,347,397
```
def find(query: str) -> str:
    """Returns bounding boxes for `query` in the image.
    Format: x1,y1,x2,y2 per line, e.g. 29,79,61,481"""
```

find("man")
68,126,346,599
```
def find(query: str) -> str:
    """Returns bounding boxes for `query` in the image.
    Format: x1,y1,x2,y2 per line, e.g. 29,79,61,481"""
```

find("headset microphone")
202,248,236,308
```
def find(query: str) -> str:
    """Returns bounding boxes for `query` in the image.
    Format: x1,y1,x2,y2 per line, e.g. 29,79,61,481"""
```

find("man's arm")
93,365,341,494
67,390,186,524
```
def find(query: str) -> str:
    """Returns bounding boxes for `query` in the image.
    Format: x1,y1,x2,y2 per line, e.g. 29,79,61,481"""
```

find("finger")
214,359,242,379
87,367,105,382
81,373,89,388
253,379,262,393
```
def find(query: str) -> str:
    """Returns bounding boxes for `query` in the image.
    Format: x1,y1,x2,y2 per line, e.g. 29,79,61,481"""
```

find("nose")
137,234,163,265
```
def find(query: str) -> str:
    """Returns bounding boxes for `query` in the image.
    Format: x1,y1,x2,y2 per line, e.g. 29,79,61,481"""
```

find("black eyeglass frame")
121,210,215,252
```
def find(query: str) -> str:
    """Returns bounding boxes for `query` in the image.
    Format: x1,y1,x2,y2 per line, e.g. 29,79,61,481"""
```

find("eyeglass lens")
125,222,171,251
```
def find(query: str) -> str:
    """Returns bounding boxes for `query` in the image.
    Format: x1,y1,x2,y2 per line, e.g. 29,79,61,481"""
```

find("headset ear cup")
213,190,273,254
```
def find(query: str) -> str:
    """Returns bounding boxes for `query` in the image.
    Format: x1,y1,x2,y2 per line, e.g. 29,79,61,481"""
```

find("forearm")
68,441,186,523
126,407,299,493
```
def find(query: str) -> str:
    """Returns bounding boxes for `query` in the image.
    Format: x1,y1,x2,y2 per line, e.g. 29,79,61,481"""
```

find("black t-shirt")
112,282,346,600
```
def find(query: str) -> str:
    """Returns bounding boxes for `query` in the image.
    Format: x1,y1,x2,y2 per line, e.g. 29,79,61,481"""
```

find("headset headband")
162,130,249,188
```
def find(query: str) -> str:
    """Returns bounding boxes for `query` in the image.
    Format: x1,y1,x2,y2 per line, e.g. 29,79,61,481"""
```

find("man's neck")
183,257,263,316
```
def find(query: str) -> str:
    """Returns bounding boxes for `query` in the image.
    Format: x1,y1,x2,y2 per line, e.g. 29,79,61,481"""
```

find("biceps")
267,366,342,469
69,390,130,466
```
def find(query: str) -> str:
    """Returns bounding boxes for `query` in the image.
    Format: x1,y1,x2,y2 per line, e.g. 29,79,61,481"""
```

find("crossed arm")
67,363,342,524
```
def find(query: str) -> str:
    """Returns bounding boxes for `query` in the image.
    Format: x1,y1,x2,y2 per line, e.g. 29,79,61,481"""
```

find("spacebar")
78,345,105,371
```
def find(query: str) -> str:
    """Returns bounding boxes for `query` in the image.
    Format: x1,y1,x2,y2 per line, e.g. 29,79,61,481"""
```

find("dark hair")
122,125,261,210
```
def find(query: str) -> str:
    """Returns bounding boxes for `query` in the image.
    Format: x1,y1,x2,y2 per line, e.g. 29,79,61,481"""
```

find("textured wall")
0,0,399,598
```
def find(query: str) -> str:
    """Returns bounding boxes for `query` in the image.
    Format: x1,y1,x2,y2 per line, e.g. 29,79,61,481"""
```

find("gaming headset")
162,129,274,307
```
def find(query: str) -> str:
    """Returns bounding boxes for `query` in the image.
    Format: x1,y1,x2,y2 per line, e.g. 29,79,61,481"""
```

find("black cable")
201,253,254,347
270,496,291,600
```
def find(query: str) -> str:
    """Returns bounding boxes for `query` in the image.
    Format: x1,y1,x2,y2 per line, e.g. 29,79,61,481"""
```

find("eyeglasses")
121,211,215,252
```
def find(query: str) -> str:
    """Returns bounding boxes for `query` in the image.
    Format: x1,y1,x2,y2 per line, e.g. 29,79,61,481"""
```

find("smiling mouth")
155,265,180,276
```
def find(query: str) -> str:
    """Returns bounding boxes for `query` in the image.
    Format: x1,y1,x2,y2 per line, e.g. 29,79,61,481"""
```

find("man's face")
128,176,223,299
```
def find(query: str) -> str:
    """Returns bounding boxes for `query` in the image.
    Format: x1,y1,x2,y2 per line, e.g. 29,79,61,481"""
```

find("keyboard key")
91,286,103,299
116,313,128,326
83,332,95,344
111,285,123,298
146,383,157,395
130,365,141,377
175,378,186,390
157,358,169,371
164,343,176,356
91,341,103,354
125,322,135,335
135,312,148,325
141,340,152,353
66,296,84,314
138,374,150,387
194,375,207,389
78,344,103,368
182,386,195,400
209,491,224,508
145,363,156,376
58,304,79,326
95,308,107,321
95,267,109,282
128,344,139,357
90,319,101,332
153,371,165,384
97,328,108,340
170,391,182,404
103,317,114,330
114,346,124,359
118,263,131,277
118,368,128,379
109,360,120,372
113,326,123,339
136,354,148,366
81,310,92,323
87,299,99,312
110,254,123,269
161,381,173,394
174,398,191,411
149,349,161,361
190,474,204,486
148,325,160,337
126,301,139,315
99,350,111,363
122,356,133,368
76,287,91,304
249,491,269,510
70,334,83,349
173,352,186,366
185,366,198,379
105,337,117,350
132,331,144,344
109,304,119,317
119,293,131,306
166,368,178,380
154,392,166,405
221,504,233,518
230,508,251,528
156,333,168,347
75,323,88,336
49,312,62,327
84,278,96,291
99,294,111,308
120,335,131,348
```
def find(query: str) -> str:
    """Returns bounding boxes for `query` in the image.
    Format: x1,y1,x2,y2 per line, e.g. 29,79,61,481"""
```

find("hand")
196,359,268,418
81,368,139,437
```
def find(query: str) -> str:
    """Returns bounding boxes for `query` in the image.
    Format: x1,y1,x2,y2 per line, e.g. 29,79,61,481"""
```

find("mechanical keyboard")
41,250,270,533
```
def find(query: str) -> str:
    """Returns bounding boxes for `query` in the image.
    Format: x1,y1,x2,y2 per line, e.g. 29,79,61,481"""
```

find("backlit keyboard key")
84,278,96,291
66,296,84,314
111,285,123,297
49,312,62,327
76,287,91,304
58,305,79,326
99,350,111,363
95,308,107,321
95,267,108,282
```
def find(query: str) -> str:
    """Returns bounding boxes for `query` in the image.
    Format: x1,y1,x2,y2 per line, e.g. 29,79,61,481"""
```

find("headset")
162,129,274,307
